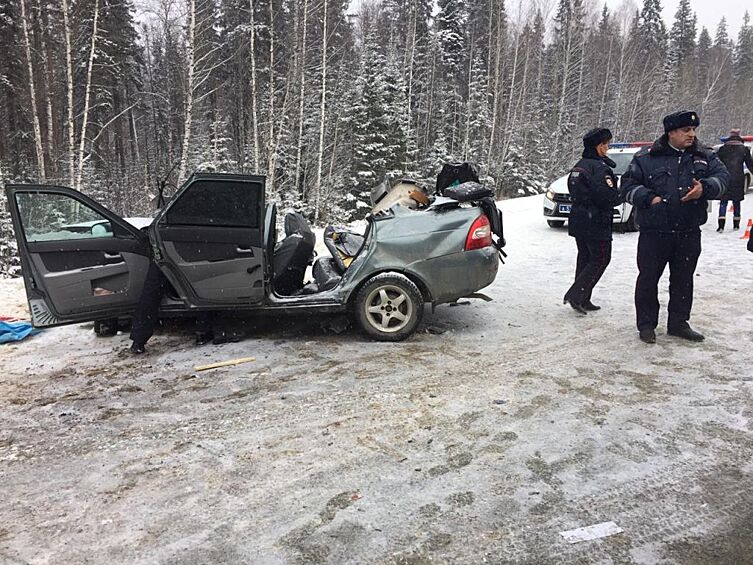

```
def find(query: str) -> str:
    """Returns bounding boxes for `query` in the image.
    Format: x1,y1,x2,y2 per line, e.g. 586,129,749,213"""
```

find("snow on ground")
1,194,753,563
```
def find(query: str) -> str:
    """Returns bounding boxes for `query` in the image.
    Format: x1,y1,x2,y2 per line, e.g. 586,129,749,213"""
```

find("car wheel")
547,220,565,228
94,318,119,337
355,272,424,341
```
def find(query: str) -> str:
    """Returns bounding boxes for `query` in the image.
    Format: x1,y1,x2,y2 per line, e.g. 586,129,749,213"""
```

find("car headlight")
545,189,555,200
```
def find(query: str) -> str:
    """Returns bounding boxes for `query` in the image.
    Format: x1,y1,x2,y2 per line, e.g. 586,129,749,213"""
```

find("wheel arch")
347,268,433,309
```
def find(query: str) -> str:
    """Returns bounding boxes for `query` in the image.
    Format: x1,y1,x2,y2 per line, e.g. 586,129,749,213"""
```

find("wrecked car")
5,171,503,341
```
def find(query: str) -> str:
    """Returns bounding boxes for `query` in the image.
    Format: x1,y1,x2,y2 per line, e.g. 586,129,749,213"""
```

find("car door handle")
236,247,254,255
103,252,124,264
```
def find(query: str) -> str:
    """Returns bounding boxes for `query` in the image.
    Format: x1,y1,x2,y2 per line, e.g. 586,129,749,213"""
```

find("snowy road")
2,194,753,563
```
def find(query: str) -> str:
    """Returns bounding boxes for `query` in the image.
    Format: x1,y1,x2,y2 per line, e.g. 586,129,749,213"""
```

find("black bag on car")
442,181,493,202
436,162,480,195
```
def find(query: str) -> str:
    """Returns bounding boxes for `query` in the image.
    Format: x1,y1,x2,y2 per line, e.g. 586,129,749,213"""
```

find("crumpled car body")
5,173,501,341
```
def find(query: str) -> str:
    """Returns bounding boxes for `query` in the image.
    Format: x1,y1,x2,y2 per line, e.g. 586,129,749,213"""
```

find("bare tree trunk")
37,0,55,179
597,36,615,125
405,4,417,162
62,0,75,186
486,4,504,165
314,0,328,223
76,0,100,189
19,0,45,180
249,0,260,171
177,0,196,185
266,0,277,195
293,0,309,199
499,31,520,165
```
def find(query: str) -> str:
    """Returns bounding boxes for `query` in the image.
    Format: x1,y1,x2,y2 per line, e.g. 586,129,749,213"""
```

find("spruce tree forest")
0,0,751,274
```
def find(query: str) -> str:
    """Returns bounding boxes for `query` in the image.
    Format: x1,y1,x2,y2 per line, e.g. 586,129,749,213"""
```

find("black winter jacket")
620,136,728,233
567,148,621,241
715,136,753,201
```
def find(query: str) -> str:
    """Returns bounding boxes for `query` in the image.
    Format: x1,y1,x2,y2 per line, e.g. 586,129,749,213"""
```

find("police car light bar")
720,135,753,142
609,142,652,148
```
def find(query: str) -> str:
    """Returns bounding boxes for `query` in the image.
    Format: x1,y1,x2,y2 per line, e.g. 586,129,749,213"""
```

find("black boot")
667,324,705,342
716,218,725,232
733,218,740,230
639,329,656,344
583,301,601,311
564,298,588,315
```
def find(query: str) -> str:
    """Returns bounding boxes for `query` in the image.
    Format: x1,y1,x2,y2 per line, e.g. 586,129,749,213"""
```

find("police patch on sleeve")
605,176,614,188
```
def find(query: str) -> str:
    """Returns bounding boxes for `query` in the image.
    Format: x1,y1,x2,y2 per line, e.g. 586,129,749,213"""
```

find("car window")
609,152,635,175
15,192,114,242
166,180,260,228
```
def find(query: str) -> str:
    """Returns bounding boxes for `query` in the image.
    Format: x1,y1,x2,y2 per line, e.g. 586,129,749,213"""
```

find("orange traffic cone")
742,219,753,240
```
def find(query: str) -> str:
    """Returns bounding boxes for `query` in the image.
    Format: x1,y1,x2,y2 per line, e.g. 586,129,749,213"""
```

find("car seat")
309,226,366,292
272,212,315,295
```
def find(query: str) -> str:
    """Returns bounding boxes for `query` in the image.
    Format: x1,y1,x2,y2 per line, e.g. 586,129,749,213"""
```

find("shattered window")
15,192,114,242
166,180,260,228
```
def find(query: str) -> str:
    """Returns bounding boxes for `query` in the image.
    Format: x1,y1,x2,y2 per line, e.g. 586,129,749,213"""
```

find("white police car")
542,143,650,230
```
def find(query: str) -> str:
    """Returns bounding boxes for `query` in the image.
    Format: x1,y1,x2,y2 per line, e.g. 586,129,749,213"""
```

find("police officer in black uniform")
563,127,621,314
620,111,729,344
129,257,215,354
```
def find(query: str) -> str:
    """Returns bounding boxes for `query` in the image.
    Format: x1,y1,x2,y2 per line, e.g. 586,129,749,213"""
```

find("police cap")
582,127,613,148
663,110,700,133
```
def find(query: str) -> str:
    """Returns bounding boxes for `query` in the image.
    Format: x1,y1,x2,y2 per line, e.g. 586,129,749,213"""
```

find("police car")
542,142,651,230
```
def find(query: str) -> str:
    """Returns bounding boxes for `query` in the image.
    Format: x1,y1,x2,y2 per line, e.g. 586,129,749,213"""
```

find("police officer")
620,111,729,344
129,258,215,354
563,127,621,314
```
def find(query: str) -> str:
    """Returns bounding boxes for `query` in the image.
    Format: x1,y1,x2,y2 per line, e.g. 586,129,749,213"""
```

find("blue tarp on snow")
0,321,40,344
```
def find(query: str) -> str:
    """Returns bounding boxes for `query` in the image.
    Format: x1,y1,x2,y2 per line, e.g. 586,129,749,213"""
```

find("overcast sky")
603,0,747,38
349,1,748,40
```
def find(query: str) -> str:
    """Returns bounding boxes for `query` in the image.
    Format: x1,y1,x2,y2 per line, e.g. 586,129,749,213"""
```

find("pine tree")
668,0,696,70
714,18,730,48
637,0,667,60
735,12,753,79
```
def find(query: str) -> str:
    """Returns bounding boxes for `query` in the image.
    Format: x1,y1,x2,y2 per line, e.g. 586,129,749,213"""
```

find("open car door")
4,185,150,327
150,173,266,307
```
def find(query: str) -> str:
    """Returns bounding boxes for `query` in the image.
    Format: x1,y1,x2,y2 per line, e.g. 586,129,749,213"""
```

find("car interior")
270,210,366,296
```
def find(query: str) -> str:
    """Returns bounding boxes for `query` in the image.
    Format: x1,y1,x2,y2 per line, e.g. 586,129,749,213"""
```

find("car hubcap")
364,284,413,333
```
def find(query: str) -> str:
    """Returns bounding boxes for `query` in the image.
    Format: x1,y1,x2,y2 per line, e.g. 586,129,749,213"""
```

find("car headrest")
284,211,315,246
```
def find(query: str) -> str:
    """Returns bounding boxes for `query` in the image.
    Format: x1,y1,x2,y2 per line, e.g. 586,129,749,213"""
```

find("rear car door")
5,185,150,327
150,173,266,307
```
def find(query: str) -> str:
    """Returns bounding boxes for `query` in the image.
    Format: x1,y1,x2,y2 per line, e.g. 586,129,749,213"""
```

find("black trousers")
635,230,701,331
565,238,612,305
129,260,213,346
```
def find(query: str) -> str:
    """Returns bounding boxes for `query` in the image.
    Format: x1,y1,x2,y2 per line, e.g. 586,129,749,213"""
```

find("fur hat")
663,111,700,133
729,128,742,137
582,127,612,148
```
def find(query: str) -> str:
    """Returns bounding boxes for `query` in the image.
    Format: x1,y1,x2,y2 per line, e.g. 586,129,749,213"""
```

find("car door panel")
152,174,266,306
5,184,150,327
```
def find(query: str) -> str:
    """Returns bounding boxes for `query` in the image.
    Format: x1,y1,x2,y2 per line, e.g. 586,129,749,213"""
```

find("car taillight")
465,214,492,251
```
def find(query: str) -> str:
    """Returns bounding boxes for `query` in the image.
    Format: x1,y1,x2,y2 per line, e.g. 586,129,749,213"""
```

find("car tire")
94,318,119,337
547,220,565,228
355,272,424,341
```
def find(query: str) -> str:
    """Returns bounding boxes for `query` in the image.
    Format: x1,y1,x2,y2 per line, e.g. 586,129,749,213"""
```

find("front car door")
150,173,266,308
5,185,150,327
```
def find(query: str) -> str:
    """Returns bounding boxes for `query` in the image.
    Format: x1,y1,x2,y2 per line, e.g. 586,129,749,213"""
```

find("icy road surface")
2,194,753,563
